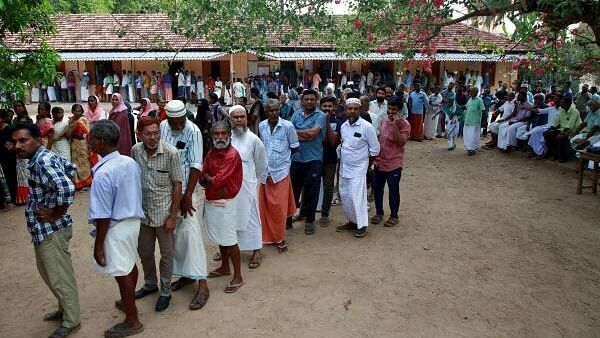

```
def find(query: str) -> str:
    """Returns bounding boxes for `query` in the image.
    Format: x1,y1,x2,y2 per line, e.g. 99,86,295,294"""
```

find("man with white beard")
228,105,267,268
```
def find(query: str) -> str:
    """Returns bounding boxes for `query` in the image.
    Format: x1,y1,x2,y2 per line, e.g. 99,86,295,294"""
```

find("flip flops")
224,281,245,294
189,292,209,311
208,270,231,278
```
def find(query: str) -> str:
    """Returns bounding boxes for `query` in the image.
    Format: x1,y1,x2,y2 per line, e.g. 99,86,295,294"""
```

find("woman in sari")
50,106,71,162
108,93,133,156
85,95,106,122
66,104,93,190
37,102,55,148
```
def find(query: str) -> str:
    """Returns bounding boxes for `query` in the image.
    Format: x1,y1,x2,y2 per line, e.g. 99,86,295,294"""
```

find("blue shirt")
25,147,76,244
409,91,429,115
160,120,203,193
290,109,327,163
88,151,144,225
258,117,300,184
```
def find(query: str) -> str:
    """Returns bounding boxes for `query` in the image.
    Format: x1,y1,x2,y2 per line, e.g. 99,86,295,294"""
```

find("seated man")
515,93,547,148
497,92,532,151
527,95,560,158
571,98,600,150
485,91,516,148
543,97,581,162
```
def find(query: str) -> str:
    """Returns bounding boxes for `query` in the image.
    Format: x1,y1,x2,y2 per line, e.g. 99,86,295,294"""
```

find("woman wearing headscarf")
137,98,155,117
108,93,133,156
85,95,106,122
66,104,93,190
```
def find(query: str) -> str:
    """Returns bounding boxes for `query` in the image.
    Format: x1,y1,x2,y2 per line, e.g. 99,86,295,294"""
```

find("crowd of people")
1,63,599,338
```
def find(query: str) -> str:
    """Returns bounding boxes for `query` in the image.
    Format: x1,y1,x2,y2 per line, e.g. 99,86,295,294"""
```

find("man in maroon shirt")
199,121,245,293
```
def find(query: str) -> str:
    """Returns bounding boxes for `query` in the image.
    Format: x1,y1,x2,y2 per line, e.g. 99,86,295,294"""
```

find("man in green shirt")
571,98,600,150
543,97,582,162
463,87,485,156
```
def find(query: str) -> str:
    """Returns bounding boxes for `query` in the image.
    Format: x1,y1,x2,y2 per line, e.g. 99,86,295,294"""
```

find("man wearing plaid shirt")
12,123,80,338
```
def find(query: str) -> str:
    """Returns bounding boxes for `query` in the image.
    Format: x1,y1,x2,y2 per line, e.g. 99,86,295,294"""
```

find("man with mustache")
131,116,183,312
199,121,244,293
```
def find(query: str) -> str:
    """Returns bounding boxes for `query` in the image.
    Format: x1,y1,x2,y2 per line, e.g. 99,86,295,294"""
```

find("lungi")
172,191,207,280
235,186,263,251
260,175,296,244
409,114,424,140
204,199,238,247
516,124,529,140
488,121,503,134
498,121,525,149
527,125,550,155
94,218,141,277
424,111,439,139
80,87,89,101
339,175,368,229
463,125,481,151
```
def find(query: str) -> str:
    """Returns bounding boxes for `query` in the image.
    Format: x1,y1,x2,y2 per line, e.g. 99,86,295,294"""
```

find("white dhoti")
80,87,89,101
47,87,57,101
496,121,512,149
516,124,529,141
172,191,207,280
424,111,439,139
235,187,263,251
339,175,368,229
463,125,481,151
94,218,141,277
527,125,550,156
204,199,238,247
488,121,503,134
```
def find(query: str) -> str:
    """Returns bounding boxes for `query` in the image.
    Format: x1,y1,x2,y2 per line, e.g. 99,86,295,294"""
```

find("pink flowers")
354,19,362,29
433,0,444,7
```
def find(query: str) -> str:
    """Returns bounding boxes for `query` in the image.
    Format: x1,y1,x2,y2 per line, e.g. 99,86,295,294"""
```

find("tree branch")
440,2,523,28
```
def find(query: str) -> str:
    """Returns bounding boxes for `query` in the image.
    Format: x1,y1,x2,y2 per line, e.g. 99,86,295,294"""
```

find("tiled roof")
5,14,527,53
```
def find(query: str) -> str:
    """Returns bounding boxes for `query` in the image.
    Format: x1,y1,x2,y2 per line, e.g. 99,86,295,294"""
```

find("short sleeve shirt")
290,109,327,163
160,120,203,193
464,97,485,126
409,91,429,115
258,118,300,183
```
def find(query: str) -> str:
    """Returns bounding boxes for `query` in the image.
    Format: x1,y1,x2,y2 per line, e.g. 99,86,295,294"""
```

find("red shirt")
200,146,243,200
374,116,410,171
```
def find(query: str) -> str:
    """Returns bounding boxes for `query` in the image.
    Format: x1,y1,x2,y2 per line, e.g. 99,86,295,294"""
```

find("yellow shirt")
552,104,581,132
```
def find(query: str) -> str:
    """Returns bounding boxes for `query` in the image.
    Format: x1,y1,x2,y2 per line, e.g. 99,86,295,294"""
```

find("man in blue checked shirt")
12,122,80,338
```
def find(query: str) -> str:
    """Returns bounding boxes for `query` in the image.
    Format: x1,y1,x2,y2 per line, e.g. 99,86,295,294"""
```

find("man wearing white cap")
336,97,380,238
227,105,267,268
160,100,210,310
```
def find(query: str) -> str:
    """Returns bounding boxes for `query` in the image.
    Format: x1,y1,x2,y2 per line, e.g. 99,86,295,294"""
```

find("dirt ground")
1,124,599,337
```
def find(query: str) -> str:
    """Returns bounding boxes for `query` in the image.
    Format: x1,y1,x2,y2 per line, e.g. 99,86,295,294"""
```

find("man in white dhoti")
485,91,516,148
227,105,267,268
88,120,145,337
160,100,210,310
527,95,560,157
497,92,532,151
199,121,245,293
336,98,380,238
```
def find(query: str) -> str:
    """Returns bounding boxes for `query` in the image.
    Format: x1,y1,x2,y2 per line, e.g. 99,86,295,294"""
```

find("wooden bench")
577,151,600,194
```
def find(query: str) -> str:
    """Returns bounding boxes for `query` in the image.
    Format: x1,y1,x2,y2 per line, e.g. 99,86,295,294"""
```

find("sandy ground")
1,127,600,337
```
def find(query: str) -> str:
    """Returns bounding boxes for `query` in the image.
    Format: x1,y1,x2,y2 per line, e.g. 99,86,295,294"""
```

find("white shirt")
185,74,191,86
121,73,128,86
113,74,119,85
538,106,560,127
369,99,388,133
60,76,68,89
88,151,145,225
339,117,380,178
498,100,516,120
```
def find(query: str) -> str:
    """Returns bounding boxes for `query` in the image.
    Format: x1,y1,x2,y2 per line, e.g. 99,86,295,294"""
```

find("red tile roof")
6,14,527,53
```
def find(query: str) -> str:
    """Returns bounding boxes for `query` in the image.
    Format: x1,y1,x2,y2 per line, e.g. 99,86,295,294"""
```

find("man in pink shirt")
371,96,411,227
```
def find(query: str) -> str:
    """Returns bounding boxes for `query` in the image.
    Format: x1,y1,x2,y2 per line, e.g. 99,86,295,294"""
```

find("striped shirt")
160,119,203,193
132,140,183,227
258,117,299,184
25,147,76,244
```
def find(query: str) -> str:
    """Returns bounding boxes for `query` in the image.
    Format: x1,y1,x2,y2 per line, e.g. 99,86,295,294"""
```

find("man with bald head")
336,98,380,238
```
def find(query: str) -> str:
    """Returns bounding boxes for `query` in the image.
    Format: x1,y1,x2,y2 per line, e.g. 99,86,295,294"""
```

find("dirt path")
1,138,599,337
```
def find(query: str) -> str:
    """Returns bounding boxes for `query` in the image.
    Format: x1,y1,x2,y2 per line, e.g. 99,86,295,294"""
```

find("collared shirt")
583,109,600,134
375,116,410,171
552,105,582,132
369,99,388,132
25,147,76,244
409,91,429,115
497,100,515,120
290,109,327,163
464,97,485,126
511,101,533,122
160,119,203,193
258,117,300,184
340,117,380,178
200,146,243,201
88,151,144,225
131,140,183,227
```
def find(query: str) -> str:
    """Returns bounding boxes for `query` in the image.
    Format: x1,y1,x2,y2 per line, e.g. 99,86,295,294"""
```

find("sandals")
104,322,144,338
370,214,383,225
49,324,81,338
189,292,209,311
224,281,245,293
336,222,357,232
384,217,399,227
248,252,263,269
277,241,288,253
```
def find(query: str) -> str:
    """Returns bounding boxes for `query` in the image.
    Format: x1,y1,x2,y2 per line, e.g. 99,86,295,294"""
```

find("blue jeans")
290,160,322,223
373,167,402,218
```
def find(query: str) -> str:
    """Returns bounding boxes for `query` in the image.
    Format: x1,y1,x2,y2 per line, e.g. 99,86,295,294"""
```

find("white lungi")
516,124,529,140
48,87,57,101
95,218,141,277
172,191,207,280
339,175,368,229
80,87,89,101
204,199,238,247
463,125,481,151
488,121,503,134
105,84,113,95
527,125,550,156
424,111,439,139
236,198,262,251
498,121,525,149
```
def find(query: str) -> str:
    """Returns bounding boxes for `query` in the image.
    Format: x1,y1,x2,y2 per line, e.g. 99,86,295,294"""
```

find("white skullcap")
165,100,186,118
520,83,529,88
228,105,246,116
346,98,361,106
